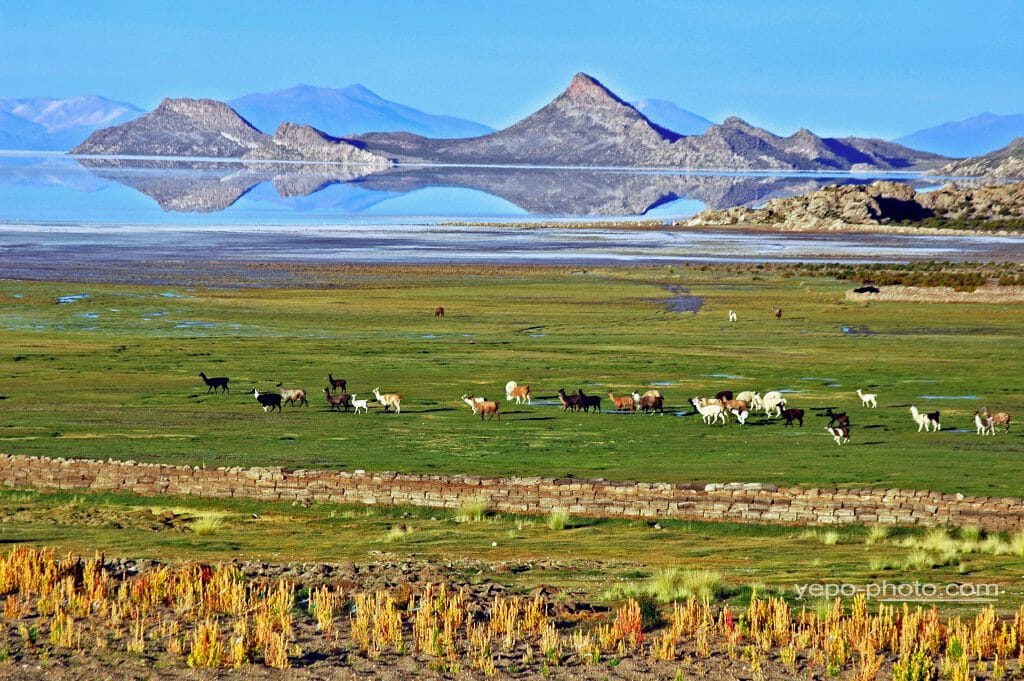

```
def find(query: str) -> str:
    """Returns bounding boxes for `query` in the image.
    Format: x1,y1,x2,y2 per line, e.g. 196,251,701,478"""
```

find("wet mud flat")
2,222,1024,286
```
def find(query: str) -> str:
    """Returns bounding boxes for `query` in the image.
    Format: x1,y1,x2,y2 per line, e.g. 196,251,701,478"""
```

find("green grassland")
0,266,1022,496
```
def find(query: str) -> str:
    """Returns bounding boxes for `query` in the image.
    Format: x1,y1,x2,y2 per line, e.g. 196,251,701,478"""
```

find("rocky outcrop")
688,180,1024,230
72,98,270,158
356,73,945,171
244,122,392,165
934,138,1024,180
72,98,394,166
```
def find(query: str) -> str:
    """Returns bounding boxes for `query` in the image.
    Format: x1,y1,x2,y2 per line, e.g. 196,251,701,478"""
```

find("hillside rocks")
246,122,392,165
687,180,1024,230
934,138,1024,180
355,73,944,171
73,98,269,157
72,98,393,166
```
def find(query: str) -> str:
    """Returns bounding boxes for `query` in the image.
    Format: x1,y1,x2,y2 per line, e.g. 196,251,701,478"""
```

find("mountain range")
353,73,943,170
229,83,494,139
74,73,945,172
896,112,1024,158
0,96,143,150
934,137,1024,179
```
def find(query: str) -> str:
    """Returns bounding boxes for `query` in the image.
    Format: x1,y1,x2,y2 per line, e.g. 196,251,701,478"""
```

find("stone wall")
2,454,1022,531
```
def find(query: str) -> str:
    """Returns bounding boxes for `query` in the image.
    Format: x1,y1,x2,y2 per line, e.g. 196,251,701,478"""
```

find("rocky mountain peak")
562,72,628,107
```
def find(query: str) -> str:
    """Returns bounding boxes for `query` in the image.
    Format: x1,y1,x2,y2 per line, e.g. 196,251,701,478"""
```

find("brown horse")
434,306,445,317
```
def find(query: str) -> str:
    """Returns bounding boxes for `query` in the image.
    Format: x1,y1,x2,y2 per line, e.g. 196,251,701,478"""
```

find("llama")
983,407,1012,433
975,411,995,436
728,309,737,322
372,387,402,414
927,410,941,431
771,306,783,319
508,384,532,405
691,397,726,425
251,388,281,413
632,391,664,415
721,398,749,413
557,388,581,412
328,373,347,393
825,408,850,428
781,408,804,427
434,307,445,317
856,389,878,409
730,408,749,425
736,391,761,410
715,390,734,402
761,391,787,418
909,406,936,432
351,394,369,414
576,388,601,413
505,381,519,401
475,400,500,421
462,394,487,414
276,383,308,407
323,388,351,412
826,426,850,445
199,372,229,394
608,391,636,413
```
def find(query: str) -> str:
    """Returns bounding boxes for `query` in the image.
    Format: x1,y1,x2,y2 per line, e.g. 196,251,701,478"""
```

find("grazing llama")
728,309,737,322
983,406,1012,433
826,426,850,445
909,406,939,432
372,387,403,414
975,411,995,436
856,389,878,408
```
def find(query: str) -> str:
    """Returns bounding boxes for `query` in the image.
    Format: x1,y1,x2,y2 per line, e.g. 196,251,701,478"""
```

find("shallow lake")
1,153,1021,277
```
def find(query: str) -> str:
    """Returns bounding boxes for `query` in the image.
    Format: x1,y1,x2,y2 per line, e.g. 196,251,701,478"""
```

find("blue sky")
1,0,1021,138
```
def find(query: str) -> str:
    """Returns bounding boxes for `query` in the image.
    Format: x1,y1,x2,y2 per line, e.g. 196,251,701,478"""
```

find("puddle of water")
12,294,22,299
651,381,675,386
919,395,981,400
801,377,836,382
529,334,546,338
777,389,801,394
420,334,438,339
174,321,220,329
157,291,187,298
841,326,877,336
704,374,743,380
826,383,842,388
75,312,100,319
142,311,167,318
108,308,120,312
57,293,90,304
660,286,704,313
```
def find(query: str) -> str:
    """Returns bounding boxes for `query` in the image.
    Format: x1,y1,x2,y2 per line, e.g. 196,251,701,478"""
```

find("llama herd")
201,371,1012,445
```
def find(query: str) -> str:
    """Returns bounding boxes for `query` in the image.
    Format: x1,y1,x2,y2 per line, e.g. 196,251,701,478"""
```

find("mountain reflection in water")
74,157,936,218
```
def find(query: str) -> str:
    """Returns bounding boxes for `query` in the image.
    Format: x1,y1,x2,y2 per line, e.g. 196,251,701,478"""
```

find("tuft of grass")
384,523,414,542
903,549,939,571
605,568,724,604
1009,531,1024,558
959,525,982,543
190,514,223,536
454,498,489,524
868,558,892,572
546,509,571,531
979,535,1011,556
865,525,890,545
820,531,840,546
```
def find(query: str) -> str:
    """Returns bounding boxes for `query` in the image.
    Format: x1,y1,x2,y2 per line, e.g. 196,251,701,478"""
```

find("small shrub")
384,523,414,542
546,509,570,531
820,531,841,546
454,498,489,524
903,549,938,571
865,525,890,545
190,514,224,536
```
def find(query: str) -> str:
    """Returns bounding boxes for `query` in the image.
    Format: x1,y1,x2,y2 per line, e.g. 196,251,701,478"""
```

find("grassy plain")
1,266,1022,495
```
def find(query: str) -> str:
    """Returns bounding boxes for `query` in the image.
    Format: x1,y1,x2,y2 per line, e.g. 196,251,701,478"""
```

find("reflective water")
0,152,948,221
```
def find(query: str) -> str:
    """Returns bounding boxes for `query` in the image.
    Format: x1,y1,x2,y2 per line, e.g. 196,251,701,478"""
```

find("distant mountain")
72,98,393,166
933,138,1024,179
630,99,714,136
0,95,142,150
229,84,494,139
65,73,944,171
896,112,1024,158
356,73,945,170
